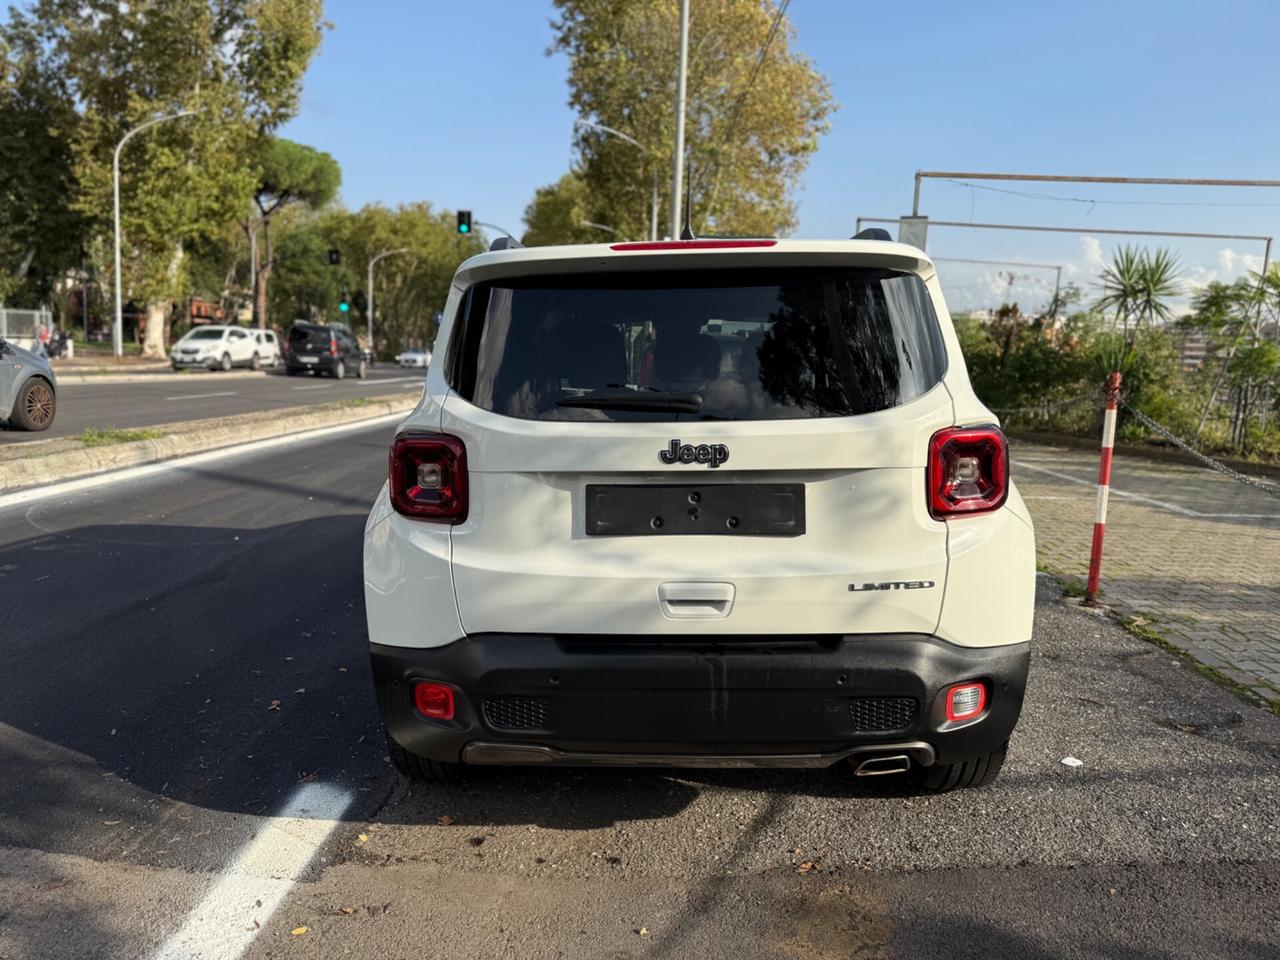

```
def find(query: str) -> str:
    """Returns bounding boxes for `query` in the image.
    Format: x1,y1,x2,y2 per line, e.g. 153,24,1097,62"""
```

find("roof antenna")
679,160,696,240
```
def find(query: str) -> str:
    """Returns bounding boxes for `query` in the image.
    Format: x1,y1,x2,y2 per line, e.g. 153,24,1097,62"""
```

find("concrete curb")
0,393,419,493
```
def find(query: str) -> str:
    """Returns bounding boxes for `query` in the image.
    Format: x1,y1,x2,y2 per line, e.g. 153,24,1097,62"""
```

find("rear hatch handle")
658,581,735,620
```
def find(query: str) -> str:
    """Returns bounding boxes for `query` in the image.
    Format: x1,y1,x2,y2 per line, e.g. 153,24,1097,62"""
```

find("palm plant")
1097,245,1181,347
1134,247,1182,328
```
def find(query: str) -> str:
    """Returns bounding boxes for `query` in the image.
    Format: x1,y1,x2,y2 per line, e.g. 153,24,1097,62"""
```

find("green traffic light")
339,302,349,312
459,224,469,233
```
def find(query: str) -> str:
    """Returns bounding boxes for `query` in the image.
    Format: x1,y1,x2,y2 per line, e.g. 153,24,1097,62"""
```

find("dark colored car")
284,322,368,378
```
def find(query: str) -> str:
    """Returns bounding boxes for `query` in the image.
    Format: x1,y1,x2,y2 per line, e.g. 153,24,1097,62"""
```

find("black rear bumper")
371,633,1030,769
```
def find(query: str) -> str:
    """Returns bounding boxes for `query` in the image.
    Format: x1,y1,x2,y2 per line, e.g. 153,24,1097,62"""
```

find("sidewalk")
1013,441,1280,704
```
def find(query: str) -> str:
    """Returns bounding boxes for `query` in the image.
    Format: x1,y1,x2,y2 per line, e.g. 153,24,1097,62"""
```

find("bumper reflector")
413,681,456,721
945,682,987,723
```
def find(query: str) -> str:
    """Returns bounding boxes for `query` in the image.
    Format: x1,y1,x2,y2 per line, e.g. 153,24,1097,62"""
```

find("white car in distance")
396,348,431,369
171,325,266,371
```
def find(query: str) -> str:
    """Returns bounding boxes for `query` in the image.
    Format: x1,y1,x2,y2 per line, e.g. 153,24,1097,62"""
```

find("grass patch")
1059,577,1092,600
331,397,374,409
1118,609,1280,717
78,427,164,447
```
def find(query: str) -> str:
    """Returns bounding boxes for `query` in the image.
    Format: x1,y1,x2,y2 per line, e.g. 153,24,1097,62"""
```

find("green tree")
534,0,835,243
0,14,86,307
249,137,341,329
270,203,484,356
521,173,601,246
11,0,324,355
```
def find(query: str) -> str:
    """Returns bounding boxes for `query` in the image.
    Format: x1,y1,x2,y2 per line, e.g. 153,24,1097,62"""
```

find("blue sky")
282,0,1280,311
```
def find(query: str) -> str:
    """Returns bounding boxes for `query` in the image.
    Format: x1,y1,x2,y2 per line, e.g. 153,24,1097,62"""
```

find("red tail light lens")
389,434,468,522
412,681,456,721
329,338,338,356
927,425,1008,519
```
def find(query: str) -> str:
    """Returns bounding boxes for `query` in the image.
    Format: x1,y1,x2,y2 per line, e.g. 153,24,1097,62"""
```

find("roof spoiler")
852,227,893,241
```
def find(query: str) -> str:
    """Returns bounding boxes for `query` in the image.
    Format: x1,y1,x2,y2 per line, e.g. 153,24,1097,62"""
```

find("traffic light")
339,288,350,313
328,248,341,265
456,210,472,235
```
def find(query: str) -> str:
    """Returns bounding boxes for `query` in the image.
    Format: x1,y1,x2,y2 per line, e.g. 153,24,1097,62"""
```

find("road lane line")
150,782,352,960
0,412,404,511
165,391,238,401
1015,459,1280,520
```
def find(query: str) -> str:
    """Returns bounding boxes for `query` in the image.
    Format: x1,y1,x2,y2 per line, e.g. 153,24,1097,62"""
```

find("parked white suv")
364,237,1035,791
171,325,265,371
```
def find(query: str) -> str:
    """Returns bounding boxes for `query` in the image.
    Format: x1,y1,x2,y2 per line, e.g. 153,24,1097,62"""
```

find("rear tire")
219,352,232,372
357,359,368,379
912,742,1007,792
249,352,260,371
332,359,346,380
385,729,464,783
10,378,56,431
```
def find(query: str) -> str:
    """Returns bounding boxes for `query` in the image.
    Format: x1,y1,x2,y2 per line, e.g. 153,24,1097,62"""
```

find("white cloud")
1079,236,1105,273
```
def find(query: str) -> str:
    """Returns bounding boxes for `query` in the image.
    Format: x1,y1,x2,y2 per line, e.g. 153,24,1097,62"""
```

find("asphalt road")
0,365,423,444
0,426,1277,959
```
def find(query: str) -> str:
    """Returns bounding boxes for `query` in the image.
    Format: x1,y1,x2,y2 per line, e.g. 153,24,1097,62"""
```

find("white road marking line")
290,384,332,390
150,782,352,960
0,412,405,511
1015,460,1280,520
165,391,238,401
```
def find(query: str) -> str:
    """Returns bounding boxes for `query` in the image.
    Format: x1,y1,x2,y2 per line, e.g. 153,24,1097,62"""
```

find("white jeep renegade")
363,236,1035,791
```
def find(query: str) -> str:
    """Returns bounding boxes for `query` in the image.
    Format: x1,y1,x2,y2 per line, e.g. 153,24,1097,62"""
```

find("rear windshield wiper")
557,387,703,413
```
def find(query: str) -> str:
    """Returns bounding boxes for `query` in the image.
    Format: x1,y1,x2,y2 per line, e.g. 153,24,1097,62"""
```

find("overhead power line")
944,179,1280,209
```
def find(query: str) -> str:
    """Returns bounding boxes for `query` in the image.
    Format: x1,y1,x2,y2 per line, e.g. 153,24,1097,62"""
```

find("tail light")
329,337,338,356
927,425,1008,519
389,434,468,522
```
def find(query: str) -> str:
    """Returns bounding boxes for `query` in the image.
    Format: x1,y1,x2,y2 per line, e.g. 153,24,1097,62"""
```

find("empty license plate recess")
585,484,805,537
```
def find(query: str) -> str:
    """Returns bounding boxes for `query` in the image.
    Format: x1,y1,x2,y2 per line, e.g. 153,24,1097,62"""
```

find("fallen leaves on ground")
438,814,456,826
267,700,281,711
297,771,318,783
357,833,369,844
795,861,819,875
290,926,309,936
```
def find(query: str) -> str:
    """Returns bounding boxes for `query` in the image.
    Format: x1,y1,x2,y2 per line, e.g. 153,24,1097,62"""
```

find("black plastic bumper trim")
370,633,1030,768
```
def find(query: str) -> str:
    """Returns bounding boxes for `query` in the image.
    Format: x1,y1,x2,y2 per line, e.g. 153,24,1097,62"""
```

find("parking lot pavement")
1,425,1277,959
0,365,421,443
1013,441,1280,700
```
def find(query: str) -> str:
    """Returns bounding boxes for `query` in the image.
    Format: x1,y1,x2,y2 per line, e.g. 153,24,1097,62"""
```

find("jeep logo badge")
660,439,729,469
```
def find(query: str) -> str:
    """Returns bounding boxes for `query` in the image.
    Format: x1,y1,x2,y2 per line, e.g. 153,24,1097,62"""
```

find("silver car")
0,338,57,431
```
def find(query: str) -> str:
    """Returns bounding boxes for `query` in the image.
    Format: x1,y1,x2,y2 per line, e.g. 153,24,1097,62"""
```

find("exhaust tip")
853,753,912,777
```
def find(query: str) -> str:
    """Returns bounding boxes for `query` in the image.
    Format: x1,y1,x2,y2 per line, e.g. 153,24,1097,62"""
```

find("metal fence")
0,307,53,346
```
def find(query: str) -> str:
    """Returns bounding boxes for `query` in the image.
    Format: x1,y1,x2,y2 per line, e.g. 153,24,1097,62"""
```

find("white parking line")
150,782,352,960
165,391,238,401
0,412,405,511
1015,459,1280,520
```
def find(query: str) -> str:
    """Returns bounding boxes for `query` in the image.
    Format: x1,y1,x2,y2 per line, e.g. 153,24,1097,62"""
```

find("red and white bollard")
1085,371,1123,605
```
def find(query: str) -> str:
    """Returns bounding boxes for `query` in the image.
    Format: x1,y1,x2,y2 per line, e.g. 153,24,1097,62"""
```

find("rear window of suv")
448,268,947,422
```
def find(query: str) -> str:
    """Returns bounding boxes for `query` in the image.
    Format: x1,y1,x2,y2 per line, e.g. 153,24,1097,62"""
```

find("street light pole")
112,110,197,358
670,0,691,238
367,248,411,359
